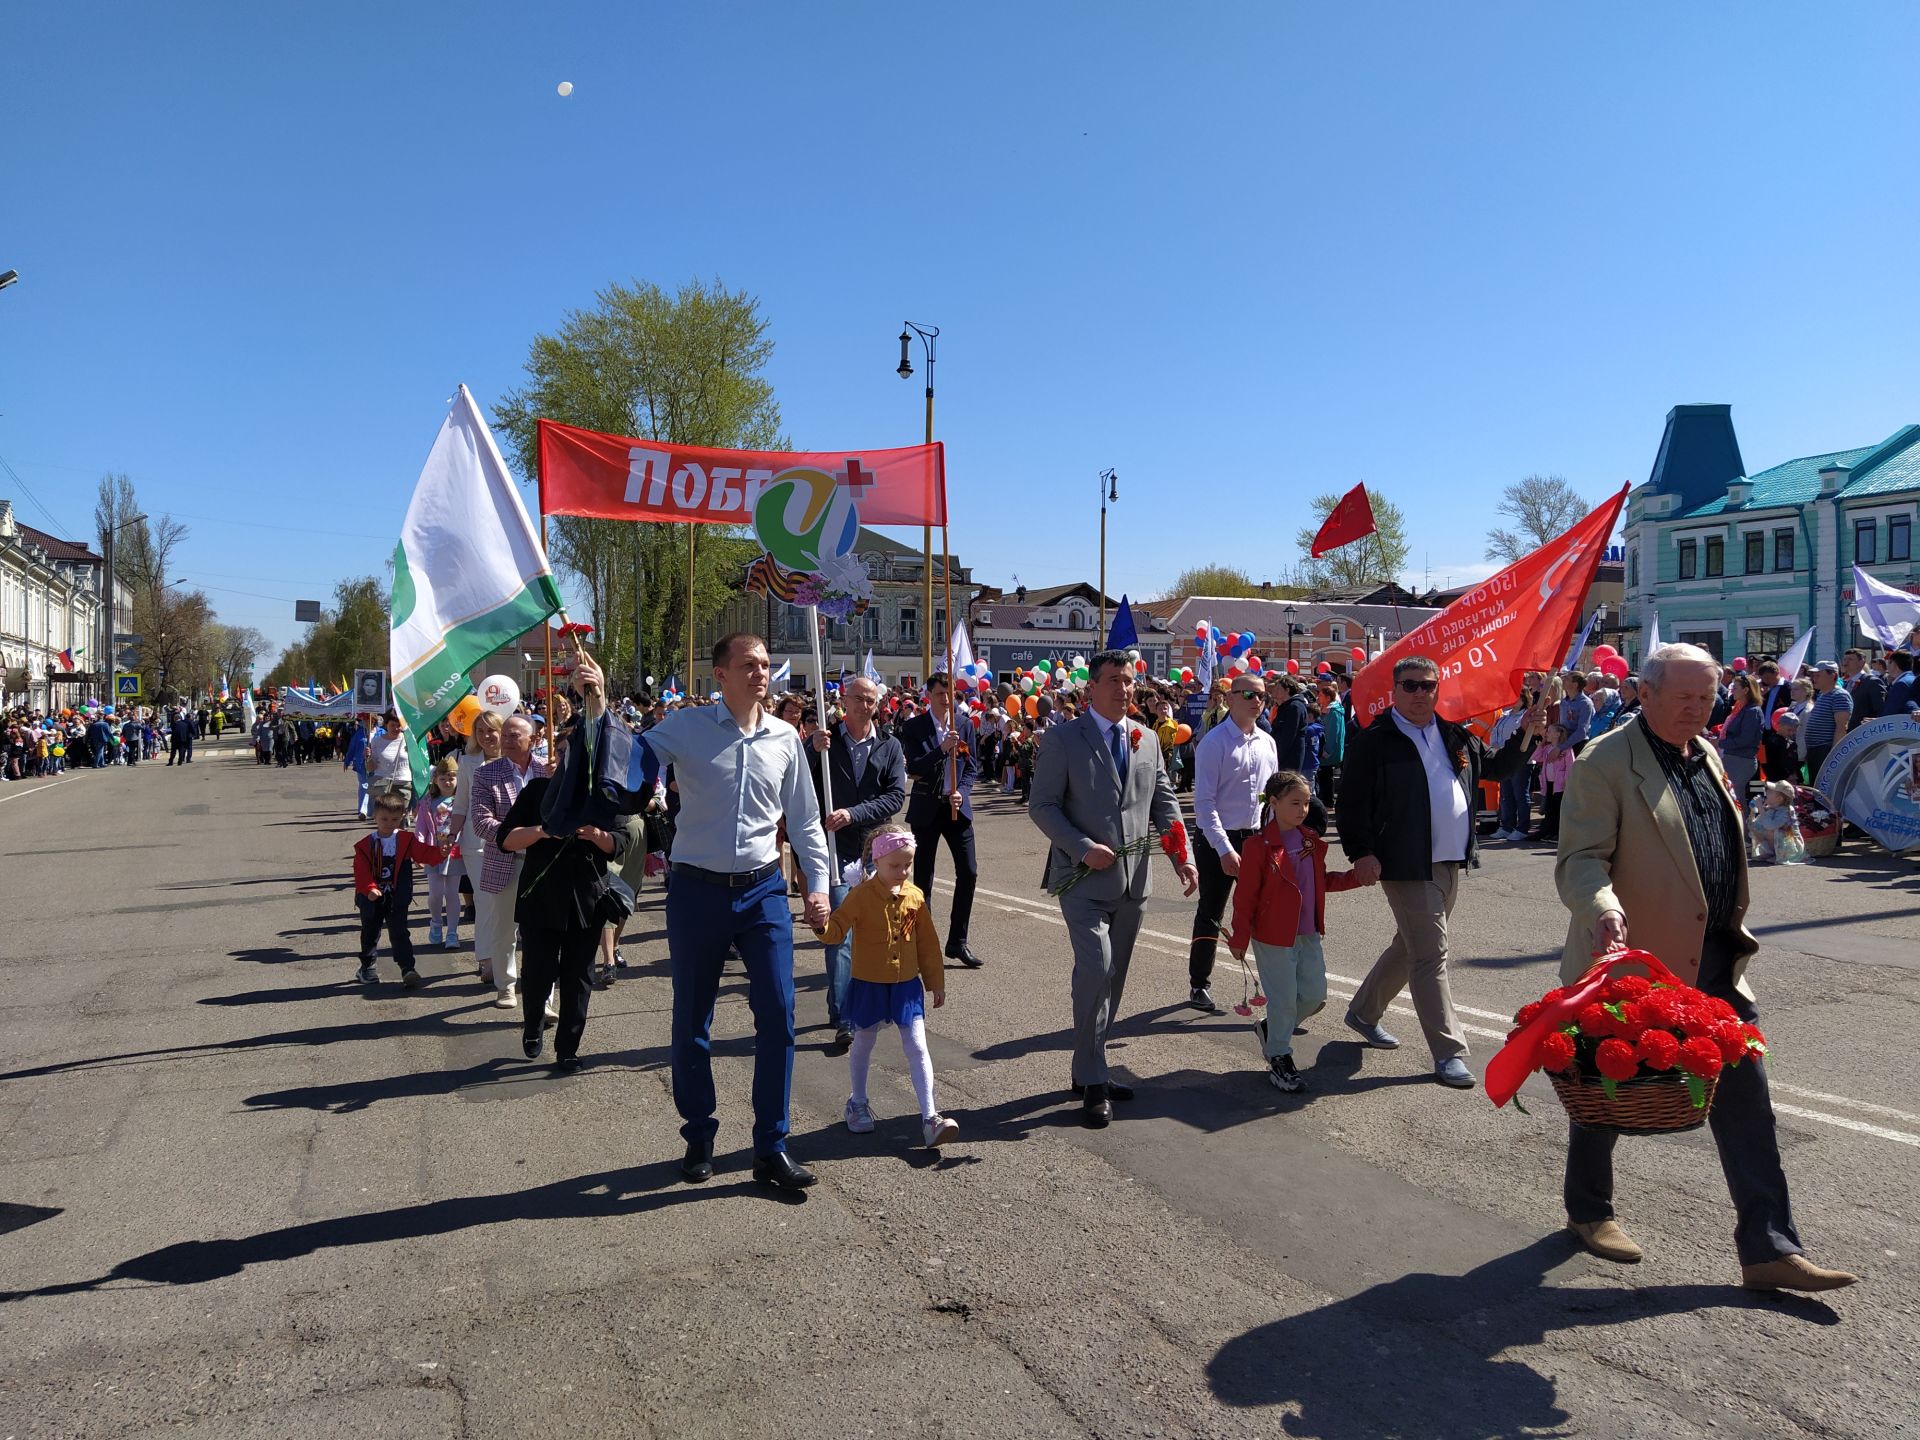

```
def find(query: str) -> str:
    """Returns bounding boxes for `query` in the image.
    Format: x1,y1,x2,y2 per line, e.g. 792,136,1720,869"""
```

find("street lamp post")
100,512,146,705
1284,603,1298,663
897,322,940,682
1098,469,1118,638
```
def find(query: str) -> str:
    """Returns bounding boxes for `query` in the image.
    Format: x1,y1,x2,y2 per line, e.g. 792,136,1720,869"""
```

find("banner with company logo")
1349,486,1628,725
536,419,947,528
1813,715,1920,852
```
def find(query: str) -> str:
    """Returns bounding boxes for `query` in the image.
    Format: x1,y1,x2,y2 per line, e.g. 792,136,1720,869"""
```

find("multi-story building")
1623,404,1920,666
967,582,1176,681
0,501,109,712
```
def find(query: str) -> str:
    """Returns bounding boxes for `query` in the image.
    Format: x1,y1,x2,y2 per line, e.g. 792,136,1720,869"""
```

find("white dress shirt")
1193,718,1279,855
1391,709,1471,863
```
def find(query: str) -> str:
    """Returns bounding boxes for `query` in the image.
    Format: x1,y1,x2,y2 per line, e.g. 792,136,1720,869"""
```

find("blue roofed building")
1623,404,1920,667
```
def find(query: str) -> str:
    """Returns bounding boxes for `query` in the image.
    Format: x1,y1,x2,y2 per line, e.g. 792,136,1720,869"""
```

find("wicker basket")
1547,1068,1720,1134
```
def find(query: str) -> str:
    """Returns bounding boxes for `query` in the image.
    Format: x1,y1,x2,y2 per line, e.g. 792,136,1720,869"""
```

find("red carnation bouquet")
1485,950,1767,1133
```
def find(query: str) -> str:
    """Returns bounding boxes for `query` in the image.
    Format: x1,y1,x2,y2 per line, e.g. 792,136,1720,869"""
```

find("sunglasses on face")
1233,689,1266,701
1397,679,1439,694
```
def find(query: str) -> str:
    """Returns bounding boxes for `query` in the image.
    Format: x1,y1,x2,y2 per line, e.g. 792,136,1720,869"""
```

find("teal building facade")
1623,405,1920,667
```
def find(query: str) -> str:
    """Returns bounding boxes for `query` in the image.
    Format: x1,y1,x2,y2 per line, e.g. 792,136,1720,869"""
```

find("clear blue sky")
5,3,1919,666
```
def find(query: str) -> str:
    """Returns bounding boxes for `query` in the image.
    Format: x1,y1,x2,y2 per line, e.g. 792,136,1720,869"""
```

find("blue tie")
1111,722,1129,784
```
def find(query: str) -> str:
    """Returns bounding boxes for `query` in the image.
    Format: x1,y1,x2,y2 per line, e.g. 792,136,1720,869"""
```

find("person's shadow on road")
1206,1234,1838,1439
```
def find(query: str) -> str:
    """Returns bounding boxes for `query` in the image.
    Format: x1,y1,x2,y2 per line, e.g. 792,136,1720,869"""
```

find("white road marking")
945,879,1920,1149
0,777,77,805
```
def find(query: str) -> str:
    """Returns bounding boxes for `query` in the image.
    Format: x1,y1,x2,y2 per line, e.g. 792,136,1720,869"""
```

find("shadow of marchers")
1207,1234,1838,1439
0,1160,808,1302
228,946,311,966
201,980,361,1007
967,1001,1194,1064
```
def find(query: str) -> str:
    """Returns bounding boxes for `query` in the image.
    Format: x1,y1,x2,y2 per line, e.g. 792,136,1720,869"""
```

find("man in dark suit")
806,674,907,1048
898,671,985,968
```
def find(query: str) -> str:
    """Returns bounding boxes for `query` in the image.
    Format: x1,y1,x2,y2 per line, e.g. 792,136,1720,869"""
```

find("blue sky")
5,2,1919,666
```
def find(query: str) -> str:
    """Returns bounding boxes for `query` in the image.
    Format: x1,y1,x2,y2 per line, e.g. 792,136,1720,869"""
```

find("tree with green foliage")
1160,564,1264,600
493,278,783,690
1289,489,1412,590
264,576,389,687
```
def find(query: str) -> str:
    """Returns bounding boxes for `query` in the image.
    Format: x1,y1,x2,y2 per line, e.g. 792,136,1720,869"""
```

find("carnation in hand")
1635,1029,1681,1070
1710,1021,1749,1066
1677,1036,1724,1079
1594,1037,1640,1082
1537,1031,1578,1073
1576,1002,1612,1038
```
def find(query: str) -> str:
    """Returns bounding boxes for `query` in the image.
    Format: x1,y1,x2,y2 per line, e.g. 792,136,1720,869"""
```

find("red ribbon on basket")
1484,949,1686,1109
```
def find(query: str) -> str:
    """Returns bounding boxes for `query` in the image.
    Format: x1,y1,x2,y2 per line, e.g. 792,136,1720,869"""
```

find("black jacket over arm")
807,722,908,867
1336,711,1532,882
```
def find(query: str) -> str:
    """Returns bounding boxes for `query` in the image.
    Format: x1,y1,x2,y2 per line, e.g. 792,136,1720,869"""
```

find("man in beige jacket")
1554,643,1855,1293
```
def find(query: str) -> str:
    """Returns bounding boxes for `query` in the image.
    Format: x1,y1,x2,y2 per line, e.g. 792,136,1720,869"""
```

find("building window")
1066,612,1083,630
1745,627,1793,659
1774,529,1794,571
1678,630,1723,661
1329,623,1345,644
1704,536,1724,578
1855,518,1877,565
782,604,808,644
863,608,880,643
1628,548,1639,589
934,613,947,647
899,607,918,646
1677,539,1697,580
1744,533,1765,574
1892,516,1912,562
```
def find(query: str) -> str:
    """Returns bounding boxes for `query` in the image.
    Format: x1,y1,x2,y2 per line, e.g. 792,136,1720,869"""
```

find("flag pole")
807,605,833,817
942,522,959,819
686,523,696,696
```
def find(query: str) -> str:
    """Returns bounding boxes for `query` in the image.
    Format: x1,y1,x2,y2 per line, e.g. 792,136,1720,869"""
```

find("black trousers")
1189,825,1255,988
520,923,599,1060
1564,932,1802,1266
911,805,978,950
356,894,417,972
1316,763,1340,809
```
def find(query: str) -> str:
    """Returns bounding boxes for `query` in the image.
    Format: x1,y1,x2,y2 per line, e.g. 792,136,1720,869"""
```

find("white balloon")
557,81,574,97
477,674,521,716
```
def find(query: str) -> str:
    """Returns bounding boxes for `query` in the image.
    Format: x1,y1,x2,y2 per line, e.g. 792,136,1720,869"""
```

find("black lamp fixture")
897,329,913,379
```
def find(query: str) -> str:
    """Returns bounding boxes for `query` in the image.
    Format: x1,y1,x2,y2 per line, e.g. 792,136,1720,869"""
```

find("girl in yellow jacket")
815,822,959,1148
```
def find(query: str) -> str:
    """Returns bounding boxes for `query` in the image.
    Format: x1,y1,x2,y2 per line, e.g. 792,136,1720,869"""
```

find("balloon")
1173,723,1193,745
1247,656,1263,673
447,695,483,736
477,674,521,716
1054,667,1069,684
1020,676,1034,694
1180,667,1194,683
1285,658,1300,675
1591,645,1618,663
1005,697,1021,718
1127,649,1140,661
1600,656,1629,680
1731,656,1749,672
1134,659,1146,673
1317,661,1332,674
557,81,574,96
1071,667,1089,682
1771,706,1792,734
1024,695,1039,718
1350,647,1366,665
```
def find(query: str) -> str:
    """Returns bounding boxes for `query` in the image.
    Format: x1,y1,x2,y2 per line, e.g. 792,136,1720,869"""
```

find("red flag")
537,420,947,527
1348,486,1629,726
1310,483,1377,557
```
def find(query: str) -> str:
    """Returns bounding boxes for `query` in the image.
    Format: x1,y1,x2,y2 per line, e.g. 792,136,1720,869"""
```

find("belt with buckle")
672,859,782,888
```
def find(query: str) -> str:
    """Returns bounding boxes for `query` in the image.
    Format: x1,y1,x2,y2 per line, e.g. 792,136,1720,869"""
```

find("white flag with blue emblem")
770,659,792,688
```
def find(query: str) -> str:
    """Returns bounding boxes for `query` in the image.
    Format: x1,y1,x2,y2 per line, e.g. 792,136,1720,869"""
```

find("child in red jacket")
1227,771,1364,1093
353,790,445,987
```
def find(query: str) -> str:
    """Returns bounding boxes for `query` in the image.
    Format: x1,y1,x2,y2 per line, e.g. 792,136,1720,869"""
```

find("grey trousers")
1349,862,1468,1064
1060,887,1146,1088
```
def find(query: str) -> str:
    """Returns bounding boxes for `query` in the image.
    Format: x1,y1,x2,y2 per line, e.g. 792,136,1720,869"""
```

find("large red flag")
1311,483,1377,557
537,419,947,527
1348,486,1628,725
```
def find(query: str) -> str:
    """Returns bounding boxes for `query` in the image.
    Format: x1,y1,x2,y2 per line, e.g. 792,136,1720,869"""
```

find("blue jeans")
1498,771,1532,833
666,869,796,1156
822,876,854,1029
1250,933,1328,1060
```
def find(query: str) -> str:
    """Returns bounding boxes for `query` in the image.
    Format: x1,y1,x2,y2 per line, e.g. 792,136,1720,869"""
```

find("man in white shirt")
1187,675,1279,1013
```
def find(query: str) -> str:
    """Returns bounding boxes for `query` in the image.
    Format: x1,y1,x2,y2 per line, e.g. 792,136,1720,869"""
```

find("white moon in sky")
557,81,574,97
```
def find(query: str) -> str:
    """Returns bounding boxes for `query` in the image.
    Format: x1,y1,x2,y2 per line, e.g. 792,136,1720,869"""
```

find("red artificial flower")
1677,1036,1724,1079
1594,1038,1640,1082
1128,725,1142,753
1704,995,1740,1023
1710,1021,1749,1066
1540,987,1570,1006
1514,1000,1544,1027
1741,1022,1769,1056
1636,1029,1681,1070
1640,989,1684,1027
1576,1002,1612,1038
1537,1031,1578,1073
1603,975,1653,1003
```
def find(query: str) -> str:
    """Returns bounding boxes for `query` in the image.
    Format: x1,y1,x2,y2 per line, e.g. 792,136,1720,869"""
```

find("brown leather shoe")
1741,1255,1858,1293
1566,1218,1643,1263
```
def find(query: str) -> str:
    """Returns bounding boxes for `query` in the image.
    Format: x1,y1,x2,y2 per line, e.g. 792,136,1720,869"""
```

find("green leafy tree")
1161,564,1263,599
1486,474,1587,561
493,278,782,689
264,576,388,687
1290,489,1412,590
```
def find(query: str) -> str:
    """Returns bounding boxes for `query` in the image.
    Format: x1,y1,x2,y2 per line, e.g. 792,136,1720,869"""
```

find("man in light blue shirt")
639,632,832,1191
1558,672,1596,751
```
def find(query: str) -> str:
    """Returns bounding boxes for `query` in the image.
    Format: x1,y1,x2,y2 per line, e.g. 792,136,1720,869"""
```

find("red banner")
536,419,947,527
1311,482,1377,557
1349,486,1628,725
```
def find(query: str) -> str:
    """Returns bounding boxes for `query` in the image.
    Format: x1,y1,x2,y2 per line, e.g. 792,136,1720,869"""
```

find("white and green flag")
391,384,560,791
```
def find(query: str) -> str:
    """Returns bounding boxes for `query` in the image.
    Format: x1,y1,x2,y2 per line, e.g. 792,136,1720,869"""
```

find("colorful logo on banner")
1813,715,1920,853
746,461,874,619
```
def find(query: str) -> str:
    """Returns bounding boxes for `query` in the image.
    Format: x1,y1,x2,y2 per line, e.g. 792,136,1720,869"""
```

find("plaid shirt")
467,755,549,894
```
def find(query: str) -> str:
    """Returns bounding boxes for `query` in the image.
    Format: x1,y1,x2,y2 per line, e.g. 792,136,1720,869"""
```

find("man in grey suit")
1030,649,1199,1128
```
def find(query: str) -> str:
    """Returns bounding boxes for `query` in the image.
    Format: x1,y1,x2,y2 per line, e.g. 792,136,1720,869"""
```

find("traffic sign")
114,672,143,699
113,632,143,645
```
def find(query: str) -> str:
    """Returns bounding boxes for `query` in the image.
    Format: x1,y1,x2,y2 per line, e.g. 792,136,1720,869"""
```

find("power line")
0,453,82,539
161,509,390,542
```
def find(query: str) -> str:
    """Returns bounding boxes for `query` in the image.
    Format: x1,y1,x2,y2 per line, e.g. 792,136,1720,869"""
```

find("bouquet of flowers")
1048,821,1190,897
1485,950,1767,1133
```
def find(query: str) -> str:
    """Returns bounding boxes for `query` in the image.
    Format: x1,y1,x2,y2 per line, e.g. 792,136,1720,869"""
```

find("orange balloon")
448,694,484,737
1004,696,1021,719
1023,694,1039,718
1173,723,1193,745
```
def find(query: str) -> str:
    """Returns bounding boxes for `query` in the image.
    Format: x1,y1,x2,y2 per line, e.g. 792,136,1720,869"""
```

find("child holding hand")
1227,771,1364,1093
815,822,960,1148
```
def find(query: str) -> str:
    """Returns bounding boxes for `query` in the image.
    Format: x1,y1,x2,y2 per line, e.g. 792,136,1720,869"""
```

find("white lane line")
946,880,1920,1149
0,777,77,805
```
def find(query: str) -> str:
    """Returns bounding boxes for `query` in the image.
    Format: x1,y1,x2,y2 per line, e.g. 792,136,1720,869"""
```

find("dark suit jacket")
1336,710,1531,882
807,721,908,866
899,710,979,825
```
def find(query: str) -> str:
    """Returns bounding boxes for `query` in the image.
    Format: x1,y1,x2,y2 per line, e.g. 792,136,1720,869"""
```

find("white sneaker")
845,1098,876,1134
494,987,517,1010
545,995,560,1021
923,1114,959,1147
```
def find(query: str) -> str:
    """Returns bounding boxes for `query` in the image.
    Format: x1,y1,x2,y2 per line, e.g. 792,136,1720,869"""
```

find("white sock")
902,1014,938,1120
848,1025,881,1106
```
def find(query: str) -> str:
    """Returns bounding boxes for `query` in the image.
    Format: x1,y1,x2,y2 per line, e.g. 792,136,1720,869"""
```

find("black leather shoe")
1081,1083,1112,1128
553,1055,581,1074
828,1028,853,1055
679,1142,714,1184
521,1029,543,1061
1071,1081,1134,1103
751,1151,817,1190
946,943,985,969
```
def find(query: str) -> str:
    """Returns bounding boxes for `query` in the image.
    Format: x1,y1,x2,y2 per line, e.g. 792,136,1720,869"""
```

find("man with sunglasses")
1187,674,1281,1012
1337,657,1546,1088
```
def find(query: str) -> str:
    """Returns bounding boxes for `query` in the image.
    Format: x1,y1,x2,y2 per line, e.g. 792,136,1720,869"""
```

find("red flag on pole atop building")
1310,483,1378,557
1347,485,1629,726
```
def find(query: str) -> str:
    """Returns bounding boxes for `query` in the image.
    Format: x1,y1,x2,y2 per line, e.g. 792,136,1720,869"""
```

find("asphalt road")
1,749,1916,1438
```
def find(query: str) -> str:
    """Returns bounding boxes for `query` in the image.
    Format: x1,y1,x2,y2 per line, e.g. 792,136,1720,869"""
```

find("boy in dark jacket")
352,790,445,986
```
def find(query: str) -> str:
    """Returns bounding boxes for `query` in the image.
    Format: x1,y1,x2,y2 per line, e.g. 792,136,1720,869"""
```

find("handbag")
590,869,636,927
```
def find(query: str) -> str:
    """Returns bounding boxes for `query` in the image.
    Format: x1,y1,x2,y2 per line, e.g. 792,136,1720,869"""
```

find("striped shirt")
1637,717,1742,935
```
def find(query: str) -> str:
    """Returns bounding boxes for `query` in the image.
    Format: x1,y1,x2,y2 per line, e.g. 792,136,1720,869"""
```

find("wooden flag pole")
686,523,697,697
806,606,833,817
942,522,960,821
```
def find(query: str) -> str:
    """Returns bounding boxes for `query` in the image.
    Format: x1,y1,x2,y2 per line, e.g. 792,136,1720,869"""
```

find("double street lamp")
1098,469,1119,637
100,512,146,701
897,322,940,680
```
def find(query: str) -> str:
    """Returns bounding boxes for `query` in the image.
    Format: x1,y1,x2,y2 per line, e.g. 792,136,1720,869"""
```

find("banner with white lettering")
536,419,947,527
